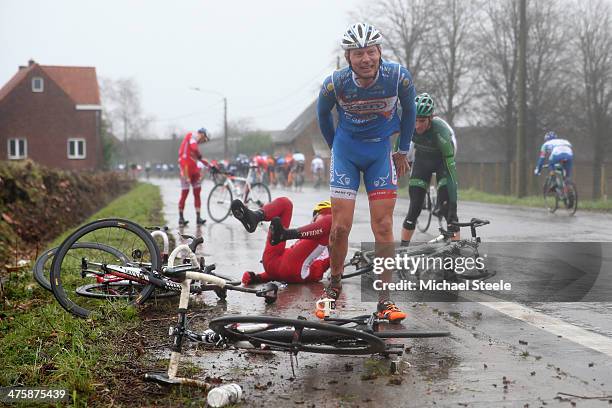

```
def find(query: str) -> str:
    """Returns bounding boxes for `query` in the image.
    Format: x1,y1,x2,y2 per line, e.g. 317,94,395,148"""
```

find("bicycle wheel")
417,191,433,233
33,243,129,292
542,177,558,213
207,183,233,222
209,315,386,355
564,181,578,216
50,218,162,318
323,315,451,339
76,282,177,299
246,182,271,209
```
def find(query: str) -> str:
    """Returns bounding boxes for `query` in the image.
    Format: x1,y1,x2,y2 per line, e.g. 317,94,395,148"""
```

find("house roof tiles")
0,61,100,105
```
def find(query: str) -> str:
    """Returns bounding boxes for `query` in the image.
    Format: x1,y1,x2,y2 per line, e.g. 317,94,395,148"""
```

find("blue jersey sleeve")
535,143,548,173
317,75,336,149
397,66,416,152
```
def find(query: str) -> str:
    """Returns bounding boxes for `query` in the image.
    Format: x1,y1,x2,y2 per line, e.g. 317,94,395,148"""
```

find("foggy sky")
0,0,365,137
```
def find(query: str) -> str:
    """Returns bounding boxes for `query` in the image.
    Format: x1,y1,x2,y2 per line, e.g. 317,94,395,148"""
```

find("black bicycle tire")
543,177,558,213
50,218,161,318
248,182,271,207
322,315,450,339
207,183,233,223
417,191,433,233
565,181,578,216
33,243,129,293
209,315,386,355
75,282,178,299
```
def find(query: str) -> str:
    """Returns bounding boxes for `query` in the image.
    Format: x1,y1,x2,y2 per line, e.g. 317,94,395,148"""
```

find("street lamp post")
190,87,228,160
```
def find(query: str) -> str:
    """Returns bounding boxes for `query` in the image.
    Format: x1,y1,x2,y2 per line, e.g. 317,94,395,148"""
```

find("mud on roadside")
98,298,458,408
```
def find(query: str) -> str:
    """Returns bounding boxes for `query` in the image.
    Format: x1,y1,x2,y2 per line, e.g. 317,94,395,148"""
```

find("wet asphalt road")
148,177,612,407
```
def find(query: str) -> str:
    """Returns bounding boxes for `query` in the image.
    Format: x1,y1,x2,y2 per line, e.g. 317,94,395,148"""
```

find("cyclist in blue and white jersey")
316,22,416,322
534,131,574,180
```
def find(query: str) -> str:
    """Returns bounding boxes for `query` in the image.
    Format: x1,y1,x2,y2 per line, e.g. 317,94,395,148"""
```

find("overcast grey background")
0,0,366,137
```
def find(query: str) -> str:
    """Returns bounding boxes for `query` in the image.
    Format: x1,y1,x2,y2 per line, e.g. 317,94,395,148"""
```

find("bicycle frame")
343,218,490,280
221,165,260,201
144,253,278,387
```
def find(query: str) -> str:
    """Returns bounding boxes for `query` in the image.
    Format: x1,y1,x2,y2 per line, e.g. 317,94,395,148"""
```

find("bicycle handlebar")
178,234,204,253
163,263,216,281
447,218,490,240
449,218,490,228
146,225,169,232
185,271,227,286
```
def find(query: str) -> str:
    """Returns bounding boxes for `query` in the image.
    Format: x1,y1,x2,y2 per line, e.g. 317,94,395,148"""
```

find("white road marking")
466,292,612,357
345,246,612,357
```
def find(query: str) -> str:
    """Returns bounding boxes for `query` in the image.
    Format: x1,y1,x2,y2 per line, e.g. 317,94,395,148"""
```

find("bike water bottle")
207,383,242,407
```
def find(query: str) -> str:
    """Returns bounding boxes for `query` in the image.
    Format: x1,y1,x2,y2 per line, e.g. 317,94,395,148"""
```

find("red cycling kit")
178,132,209,211
248,197,331,283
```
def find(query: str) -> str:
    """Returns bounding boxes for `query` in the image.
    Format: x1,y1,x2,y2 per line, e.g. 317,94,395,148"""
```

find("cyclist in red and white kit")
230,197,332,285
178,128,210,226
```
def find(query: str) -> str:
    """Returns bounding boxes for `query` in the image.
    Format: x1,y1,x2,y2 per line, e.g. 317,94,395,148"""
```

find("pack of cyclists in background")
217,151,311,188
534,131,574,181
311,155,325,189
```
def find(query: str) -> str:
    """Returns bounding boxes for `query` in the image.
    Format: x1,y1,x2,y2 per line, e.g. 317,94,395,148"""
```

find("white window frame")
7,138,27,160
32,76,44,92
67,138,86,159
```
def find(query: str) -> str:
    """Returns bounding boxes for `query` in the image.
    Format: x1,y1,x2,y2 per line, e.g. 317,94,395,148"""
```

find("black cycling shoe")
196,217,206,225
269,217,285,246
231,199,261,233
178,218,189,226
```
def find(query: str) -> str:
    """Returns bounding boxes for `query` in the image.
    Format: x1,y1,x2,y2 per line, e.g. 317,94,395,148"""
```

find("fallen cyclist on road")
231,197,331,285
231,197,406,323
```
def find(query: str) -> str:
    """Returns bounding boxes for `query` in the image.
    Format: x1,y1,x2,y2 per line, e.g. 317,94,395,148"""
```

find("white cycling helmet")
341,23,383,50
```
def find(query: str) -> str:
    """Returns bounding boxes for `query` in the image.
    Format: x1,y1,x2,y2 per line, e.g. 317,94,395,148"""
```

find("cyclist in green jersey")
401,93,459,246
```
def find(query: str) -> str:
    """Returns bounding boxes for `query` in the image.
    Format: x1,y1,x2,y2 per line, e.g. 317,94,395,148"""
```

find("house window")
67,138,86,159
7,138,27,159
32,77,44,92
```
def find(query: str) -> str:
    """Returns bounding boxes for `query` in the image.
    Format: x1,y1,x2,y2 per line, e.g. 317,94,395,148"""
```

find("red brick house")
0,60,103,170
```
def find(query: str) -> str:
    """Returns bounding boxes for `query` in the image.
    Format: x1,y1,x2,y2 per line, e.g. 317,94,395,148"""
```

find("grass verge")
0,182,164,406
459,188,612,212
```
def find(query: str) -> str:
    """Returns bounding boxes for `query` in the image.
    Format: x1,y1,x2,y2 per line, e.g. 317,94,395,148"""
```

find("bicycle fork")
144,278,211,387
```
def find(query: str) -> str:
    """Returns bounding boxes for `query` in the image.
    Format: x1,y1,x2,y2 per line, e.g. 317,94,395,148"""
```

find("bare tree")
475,0,520,193
524,0,572,157
100,77,153,141
355,0,436,84
425,0,480,126
571,0,612,199
100,77,154,166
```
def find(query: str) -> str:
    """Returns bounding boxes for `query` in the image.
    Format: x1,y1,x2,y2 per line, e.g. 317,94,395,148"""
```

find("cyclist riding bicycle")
178,127,211,226
401,93,460,246
291,150,306,188
534,131,574,180
231,198,331,285
311,155,325,188
267,155,277,186
251,152,268,183
317,22,417,322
